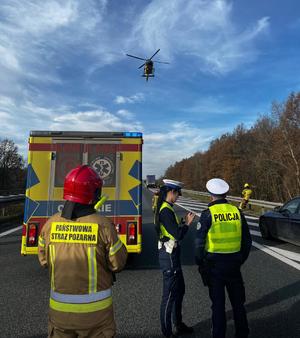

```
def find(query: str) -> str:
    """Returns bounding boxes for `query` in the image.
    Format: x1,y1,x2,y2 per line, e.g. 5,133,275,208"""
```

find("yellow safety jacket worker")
242,188,252,201
152,195,159,212
206,203,242,254
38,212,127,331
159,202,179,241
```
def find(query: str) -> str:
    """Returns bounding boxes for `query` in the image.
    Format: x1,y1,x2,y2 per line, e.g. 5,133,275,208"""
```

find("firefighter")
155,179,196,338
195,178,252,338
239,183,252,210
38,165,127,338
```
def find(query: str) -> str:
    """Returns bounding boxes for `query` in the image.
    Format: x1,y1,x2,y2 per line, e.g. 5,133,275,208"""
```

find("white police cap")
162,179,184,190
206,178,229,195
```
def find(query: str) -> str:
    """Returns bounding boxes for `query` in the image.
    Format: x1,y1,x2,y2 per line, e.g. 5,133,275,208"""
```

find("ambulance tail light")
27,223,38,246
22,224,27,236
127,222,137,245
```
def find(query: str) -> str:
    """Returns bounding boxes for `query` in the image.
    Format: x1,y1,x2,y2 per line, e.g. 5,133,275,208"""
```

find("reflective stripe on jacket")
159,202,179,241
38,212,127,330
206,203,242,254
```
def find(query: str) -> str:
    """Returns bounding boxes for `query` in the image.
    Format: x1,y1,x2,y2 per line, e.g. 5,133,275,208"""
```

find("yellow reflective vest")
159,202,179,241
205,203,242,254
152,194,159,211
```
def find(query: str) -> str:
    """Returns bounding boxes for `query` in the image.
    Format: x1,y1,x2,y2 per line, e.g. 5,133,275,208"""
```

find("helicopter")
126,49,169,81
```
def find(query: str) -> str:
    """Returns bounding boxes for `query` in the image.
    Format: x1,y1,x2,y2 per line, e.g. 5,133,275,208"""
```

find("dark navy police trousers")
159,247,185,337
208,261,249,338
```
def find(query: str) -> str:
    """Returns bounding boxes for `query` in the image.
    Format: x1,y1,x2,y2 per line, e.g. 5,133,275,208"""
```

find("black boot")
174,322,194,335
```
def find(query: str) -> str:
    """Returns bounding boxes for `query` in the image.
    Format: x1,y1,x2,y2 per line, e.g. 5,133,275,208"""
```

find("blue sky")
0,0,300,176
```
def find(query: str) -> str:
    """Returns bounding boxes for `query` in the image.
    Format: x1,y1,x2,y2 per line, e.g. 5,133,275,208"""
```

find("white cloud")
0,111,12,120
3,1,78,36
0,45,21,71
0,97,143,155
0,1,273,177
0,0,111,94
130,0,270,74
51,109,143,132
0,93,223,178
114,93,145,104
143,121,226,176
116,109,135,119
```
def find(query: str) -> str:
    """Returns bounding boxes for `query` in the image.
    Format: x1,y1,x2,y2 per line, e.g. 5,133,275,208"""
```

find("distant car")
259,196,300,246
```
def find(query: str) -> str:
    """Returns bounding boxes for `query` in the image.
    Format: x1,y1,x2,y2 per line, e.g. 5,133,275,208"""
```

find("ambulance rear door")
86,141,121,225
49,137,121,222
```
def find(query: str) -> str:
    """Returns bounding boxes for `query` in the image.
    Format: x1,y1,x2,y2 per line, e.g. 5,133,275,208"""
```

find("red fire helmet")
63,165,103,205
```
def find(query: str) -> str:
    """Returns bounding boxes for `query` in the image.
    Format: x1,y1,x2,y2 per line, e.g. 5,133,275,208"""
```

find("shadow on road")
191,280,300,338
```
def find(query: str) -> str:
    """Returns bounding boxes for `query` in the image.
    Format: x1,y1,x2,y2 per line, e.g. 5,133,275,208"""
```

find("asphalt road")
0,187,300,338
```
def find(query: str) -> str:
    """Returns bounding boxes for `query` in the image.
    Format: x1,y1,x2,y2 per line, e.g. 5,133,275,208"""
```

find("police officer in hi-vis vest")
38,165,127,338
155,179,196,338
195,178,252,338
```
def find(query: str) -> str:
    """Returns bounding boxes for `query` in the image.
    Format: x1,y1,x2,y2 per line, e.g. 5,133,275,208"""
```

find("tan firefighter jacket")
242,188,252,201
38,212,127,330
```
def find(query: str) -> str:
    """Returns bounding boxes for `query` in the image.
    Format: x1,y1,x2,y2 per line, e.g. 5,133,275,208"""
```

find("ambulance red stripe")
29,144,141,152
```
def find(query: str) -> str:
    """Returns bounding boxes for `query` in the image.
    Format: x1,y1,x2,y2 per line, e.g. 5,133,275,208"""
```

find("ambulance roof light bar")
123,132,143,138
30,131,143,138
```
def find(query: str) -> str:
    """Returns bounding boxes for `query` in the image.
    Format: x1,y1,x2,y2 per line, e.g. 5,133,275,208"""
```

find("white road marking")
183,207,206,212
177,200,208,207
176,197,300,271
243,214,260,221
247,221,259,228
0,226,22,238
250,230,262,237
266,246,300,262
252,241,300,271
175,202,201,216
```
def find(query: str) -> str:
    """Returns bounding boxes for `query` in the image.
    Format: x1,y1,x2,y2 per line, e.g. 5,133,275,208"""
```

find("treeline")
164,92,300,202
0,139,26,195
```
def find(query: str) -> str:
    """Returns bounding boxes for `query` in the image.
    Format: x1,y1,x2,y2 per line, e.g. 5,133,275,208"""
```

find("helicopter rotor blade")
155,61,170,64
138,63,145,69
126,54,146,61
149,49,160,60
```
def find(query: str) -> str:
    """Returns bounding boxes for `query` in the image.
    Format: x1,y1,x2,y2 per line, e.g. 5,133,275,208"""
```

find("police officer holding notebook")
155,179,196,338
195,178,252,338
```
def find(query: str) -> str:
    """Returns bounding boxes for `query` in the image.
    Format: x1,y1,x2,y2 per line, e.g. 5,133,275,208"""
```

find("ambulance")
21,131,143,255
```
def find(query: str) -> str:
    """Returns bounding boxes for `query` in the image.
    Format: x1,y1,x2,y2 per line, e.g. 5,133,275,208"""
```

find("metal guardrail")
0,194,25,219
0,194,25,205
182,189,283,213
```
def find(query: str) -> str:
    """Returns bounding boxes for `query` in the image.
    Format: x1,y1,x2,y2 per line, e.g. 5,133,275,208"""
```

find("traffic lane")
1,231,299,338
0,216,23,234
175,195,300,265
0,230,49,338
114,243,300,337
240,247,300,337
114,249,300,337
125,186,158,268
128,189,300,336
1,189,299,337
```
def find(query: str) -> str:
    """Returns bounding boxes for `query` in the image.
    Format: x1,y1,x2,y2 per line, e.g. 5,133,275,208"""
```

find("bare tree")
0,139,25,194
161,92,300,202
